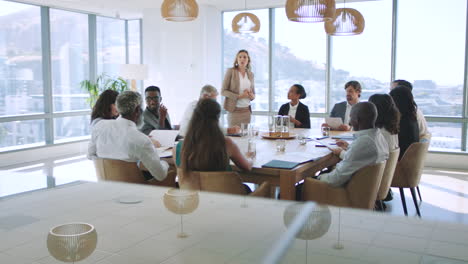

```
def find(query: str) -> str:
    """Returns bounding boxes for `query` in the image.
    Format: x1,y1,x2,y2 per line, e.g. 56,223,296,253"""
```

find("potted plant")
80,74,128,107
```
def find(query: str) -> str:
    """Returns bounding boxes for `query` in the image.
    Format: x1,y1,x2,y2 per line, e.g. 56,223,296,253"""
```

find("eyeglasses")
146,96,161,102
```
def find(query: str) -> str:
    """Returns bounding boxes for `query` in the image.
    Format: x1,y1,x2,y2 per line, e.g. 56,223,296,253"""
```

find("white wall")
142,5,222,125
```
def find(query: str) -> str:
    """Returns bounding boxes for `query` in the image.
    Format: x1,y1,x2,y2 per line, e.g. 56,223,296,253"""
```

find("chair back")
377,148,400,200
391,142,429,188
346,162,386,209
178,169,247,194
420,133,432,143
93,158,146,184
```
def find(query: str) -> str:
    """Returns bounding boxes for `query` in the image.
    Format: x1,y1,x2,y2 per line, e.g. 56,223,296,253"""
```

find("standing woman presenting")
222,50,255,127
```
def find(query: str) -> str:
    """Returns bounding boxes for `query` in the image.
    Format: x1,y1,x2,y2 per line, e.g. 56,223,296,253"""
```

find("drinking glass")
321,126,330,137
247,139,256,159
276,139,286,152
298,134,307,145
281,116,290,137
241,123,249,137
274,115,283,138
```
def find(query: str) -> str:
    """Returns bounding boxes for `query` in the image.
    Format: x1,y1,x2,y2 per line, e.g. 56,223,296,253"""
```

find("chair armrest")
303,178,349,207
250,181,271,198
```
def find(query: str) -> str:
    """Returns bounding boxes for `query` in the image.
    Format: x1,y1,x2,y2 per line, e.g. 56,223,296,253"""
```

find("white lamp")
119,64,148,91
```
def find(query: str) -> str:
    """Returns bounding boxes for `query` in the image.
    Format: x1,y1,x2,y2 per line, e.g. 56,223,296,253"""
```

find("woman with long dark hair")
278,84,310,128
390,86,419,160
174,99,252,189
91,89,119,126
368,94,400,151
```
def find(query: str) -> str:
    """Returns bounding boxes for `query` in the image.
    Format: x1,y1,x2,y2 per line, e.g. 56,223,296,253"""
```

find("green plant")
80,73,128,107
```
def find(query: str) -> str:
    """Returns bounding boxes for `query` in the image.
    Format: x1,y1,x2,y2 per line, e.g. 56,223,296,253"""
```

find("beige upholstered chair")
376,148,400,210
391,142,429,217
178,169,271,198
93,158,177,187
416,133,432,201
303,162,386,210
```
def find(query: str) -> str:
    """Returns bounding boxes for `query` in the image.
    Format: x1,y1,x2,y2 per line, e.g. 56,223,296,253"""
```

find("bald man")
318,102,389,187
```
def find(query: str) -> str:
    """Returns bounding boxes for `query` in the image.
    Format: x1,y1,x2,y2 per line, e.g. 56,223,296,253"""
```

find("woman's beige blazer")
221,67,255,112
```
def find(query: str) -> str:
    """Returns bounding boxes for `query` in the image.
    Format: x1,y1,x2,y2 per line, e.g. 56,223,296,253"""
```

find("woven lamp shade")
283,203,331,240
47,223,97,262
286,0,336,23
232,12,261,33
163,188,199,215
161,0,199,22
325,8,365,36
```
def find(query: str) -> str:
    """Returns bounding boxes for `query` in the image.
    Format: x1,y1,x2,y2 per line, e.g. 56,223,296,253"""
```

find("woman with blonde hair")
222,49,255,127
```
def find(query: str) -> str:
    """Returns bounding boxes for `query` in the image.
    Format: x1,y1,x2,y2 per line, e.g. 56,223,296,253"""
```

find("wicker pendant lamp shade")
232,12,261,33
285,0,336,23
232,0,261,33
325,8,365,35
161,0,199,22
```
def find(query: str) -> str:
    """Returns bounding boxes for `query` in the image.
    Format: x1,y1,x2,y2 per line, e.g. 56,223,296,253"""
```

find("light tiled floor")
1,155,468,224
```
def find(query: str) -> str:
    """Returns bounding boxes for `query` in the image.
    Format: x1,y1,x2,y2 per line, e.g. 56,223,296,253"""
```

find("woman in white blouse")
222,50,255,127
368,94,400,151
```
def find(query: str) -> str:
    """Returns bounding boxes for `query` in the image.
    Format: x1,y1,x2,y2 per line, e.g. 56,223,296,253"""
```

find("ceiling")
16,0,375,19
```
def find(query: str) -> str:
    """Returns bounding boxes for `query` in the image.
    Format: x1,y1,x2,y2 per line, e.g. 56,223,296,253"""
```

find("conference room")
1,0,468,263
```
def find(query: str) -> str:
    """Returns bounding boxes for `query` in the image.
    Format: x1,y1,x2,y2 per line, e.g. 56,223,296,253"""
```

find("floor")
1,155,468,225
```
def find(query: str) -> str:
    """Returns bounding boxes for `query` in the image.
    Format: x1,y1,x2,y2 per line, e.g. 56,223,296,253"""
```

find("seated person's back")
88,91,168,181
319,102,389,187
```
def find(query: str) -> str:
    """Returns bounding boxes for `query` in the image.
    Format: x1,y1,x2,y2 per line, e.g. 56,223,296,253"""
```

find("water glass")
247,139,256,159
281,116,290,137
321,126,330,137
276,139,286,152
298,134,307,145
241,123,249,137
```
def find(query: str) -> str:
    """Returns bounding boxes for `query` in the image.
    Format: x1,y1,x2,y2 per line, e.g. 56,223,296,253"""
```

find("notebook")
262,160,301,169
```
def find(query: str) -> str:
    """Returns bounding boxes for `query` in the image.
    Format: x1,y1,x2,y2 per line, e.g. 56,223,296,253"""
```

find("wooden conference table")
230,128,344,200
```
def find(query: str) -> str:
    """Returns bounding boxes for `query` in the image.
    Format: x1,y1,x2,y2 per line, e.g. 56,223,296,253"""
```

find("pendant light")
285,0,336,23
232,0,261,33
325,0,365,35
161,0,199,22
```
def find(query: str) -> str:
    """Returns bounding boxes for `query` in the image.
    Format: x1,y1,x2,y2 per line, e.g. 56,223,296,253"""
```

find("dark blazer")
398,116,419,160
278,102,310,128
330,101,347,123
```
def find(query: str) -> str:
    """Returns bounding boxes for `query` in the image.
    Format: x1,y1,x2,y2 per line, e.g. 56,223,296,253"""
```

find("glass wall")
222,9,270,111
223,1,468,153
0,1,43,117
0,0,141,152
50,9,89,112
97,17,126,77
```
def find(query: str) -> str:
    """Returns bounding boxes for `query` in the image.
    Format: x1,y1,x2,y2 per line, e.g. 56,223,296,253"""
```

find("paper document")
156,147,173,158
149,130,180,147
311,138,337,150
325,117,343,130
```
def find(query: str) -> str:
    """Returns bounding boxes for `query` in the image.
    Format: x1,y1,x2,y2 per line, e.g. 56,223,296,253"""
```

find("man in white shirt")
319,102,389,187
323,81,361,131
391,79,430,139
88,91,169,181
178,84,241,137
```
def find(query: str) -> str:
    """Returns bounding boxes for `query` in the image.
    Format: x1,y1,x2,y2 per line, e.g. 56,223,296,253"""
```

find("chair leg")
416,186,422,201
399,188,408,216
410,187,421,218
379,200,385,212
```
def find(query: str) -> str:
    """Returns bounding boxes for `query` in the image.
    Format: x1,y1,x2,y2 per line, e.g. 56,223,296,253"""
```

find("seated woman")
90,89,119,127
368,94,400,151
174,98,253,190
390,86,419,160
278,84,310,128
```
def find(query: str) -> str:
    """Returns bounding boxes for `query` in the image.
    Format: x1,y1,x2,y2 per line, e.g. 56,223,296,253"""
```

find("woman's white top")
380,128,399,151
288,102,298,119
236,71,251,108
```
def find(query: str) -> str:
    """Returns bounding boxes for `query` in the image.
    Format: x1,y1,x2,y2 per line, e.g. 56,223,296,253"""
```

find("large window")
222,9,270,111
50,9,89,112
97,17,126,77
330,0,393,106
396,0,466,117
0,0,140,153
0,1,43,117
273,8,327,113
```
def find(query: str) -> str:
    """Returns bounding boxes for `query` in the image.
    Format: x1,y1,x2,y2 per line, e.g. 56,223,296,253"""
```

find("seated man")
391,79,430,139
178,84,241,137
323,80,361,131
140,86,172,135
88,91,169,182
318,102,389,187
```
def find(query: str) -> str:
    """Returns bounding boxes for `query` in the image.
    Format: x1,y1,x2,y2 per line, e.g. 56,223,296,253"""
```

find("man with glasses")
140,86,172,135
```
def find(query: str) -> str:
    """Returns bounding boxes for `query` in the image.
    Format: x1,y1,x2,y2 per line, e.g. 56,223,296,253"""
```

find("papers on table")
156,147,173,158
149,130,180,147
331,132,355,141
325,117,343,130
310,138,336,150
